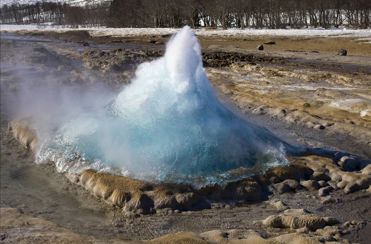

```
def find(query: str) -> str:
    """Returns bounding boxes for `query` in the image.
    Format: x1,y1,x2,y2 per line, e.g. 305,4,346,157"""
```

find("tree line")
0,1,109,26
1,0,370,28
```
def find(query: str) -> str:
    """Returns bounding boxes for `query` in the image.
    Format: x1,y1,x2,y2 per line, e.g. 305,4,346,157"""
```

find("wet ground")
0,32,370,243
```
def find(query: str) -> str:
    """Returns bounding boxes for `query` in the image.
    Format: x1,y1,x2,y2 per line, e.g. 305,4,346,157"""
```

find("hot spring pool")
36,26,296,186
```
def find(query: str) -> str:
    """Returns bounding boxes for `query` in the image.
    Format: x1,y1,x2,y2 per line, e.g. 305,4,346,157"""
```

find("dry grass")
199,36,371,56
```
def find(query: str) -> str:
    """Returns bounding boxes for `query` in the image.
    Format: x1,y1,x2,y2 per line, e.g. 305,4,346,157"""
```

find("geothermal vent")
37,26,291,185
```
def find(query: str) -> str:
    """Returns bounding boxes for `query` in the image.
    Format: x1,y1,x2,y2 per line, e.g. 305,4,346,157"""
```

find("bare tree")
1,0,370,28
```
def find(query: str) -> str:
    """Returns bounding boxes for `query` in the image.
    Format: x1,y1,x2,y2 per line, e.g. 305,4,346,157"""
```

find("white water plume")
37,26,290,185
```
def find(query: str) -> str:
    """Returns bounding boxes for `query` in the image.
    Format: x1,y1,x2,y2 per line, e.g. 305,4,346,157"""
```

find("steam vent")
37,27,293,186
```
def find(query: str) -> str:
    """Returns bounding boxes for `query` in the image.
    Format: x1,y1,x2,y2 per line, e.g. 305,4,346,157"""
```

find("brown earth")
0,31,370,243
199,36,371,56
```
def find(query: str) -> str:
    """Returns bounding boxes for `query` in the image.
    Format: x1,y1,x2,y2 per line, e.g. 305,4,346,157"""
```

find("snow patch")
1,24,370,39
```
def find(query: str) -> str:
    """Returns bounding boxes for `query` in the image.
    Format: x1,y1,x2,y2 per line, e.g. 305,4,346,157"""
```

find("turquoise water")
37,26,290,185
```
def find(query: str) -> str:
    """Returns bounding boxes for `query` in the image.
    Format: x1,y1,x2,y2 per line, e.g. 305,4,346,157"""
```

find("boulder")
175,192,208,210
262,212,338,231
153,188,179,210
8,118,39,152
78,169,211,212
264,164,313,182
293,156,370,194
222,179,266,202
338,156,368,171
123,192,154,214
274,179,300,193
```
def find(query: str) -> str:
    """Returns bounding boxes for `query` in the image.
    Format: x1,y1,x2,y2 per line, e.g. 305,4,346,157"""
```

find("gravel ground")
0,32,370,243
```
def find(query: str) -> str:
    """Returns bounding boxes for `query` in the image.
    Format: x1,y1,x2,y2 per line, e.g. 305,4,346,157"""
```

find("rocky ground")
0,31,370,243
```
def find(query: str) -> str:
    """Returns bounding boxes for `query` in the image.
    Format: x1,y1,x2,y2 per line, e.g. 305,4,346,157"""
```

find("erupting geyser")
37,26,293,185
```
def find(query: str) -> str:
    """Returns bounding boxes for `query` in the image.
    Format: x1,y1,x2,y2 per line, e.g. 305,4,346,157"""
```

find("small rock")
338,49,347,56
329,172,342,182
316,226,340,242
269,199,289,211
342,221,351,227
286,179,300,188
318,186,334,197
344,179,371,194
313,124,325,130
300,180,320,191
274,179,299,194
135,208,144,215
306,121,315,128
0,233,7,241
318,180,328,187
320,196,334,204
257,44,264,51
338,156,360,171
334,233,341,240
272,108,287,118
327,181,338,190
252,105,267,115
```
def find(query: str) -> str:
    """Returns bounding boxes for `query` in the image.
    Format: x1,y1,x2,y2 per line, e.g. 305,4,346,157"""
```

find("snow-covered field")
1,24,370,41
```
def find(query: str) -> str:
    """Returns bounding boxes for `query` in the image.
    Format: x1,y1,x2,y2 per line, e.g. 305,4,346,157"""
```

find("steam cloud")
8,27,294,185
